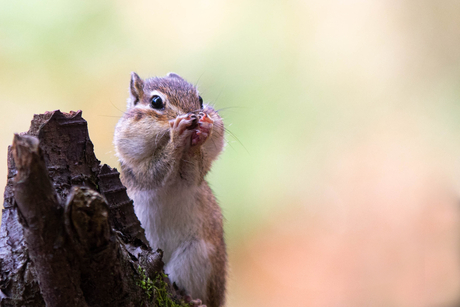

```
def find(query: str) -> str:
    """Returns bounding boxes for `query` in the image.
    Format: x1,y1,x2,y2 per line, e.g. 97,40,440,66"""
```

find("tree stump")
0,110,190,307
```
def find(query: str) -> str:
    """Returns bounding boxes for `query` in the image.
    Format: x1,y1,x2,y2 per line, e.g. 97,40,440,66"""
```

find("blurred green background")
2,0,460,306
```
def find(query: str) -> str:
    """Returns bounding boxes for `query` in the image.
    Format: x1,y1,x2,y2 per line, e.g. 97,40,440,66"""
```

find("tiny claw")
184,296,205,307
187,114,199,130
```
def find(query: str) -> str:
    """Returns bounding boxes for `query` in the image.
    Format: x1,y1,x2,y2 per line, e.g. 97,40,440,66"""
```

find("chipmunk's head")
114,72,224,172
127,72,202,113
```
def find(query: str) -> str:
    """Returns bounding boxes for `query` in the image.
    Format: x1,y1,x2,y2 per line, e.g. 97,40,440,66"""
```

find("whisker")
195,72,205,87
98,115,122,118
210,128,225,138
215,106,248,113
214,88,224,104
223,137,236,151
224,128,249,154
110,101,125,114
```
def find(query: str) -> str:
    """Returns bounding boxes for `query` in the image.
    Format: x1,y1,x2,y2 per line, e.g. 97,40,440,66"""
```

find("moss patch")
136,266,190,307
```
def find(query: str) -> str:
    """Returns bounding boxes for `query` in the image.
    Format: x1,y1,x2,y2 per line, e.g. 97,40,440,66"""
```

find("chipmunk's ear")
128,72,144,108
167,72,184,80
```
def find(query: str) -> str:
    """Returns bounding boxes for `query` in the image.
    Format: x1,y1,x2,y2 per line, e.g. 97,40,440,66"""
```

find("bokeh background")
2,0,460,306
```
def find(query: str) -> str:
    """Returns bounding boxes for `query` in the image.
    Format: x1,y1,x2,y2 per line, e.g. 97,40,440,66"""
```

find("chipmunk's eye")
199,96,203,109
150,95,164,110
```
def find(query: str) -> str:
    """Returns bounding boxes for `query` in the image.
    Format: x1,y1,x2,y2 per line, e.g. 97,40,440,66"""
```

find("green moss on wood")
136,266,190,307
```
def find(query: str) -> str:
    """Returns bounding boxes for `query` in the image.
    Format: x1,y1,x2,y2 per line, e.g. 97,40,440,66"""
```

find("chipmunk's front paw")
169,113,198,147
184,296,206,307
191,112,213,147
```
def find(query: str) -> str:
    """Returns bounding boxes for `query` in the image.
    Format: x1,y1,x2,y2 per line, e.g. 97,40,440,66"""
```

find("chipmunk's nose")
198,112,213,124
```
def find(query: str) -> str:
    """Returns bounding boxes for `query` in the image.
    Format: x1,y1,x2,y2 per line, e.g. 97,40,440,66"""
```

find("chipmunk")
113,72,227,307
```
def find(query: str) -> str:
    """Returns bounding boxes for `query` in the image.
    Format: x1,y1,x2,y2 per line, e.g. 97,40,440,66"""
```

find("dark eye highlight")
199,96,203,108
150,95,164,109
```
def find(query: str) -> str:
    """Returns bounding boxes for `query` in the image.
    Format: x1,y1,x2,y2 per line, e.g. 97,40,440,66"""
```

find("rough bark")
12,134,87,307
0,110,188,307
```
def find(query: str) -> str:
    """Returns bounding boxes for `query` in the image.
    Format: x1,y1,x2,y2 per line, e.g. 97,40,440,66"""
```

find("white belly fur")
129,187,212,301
